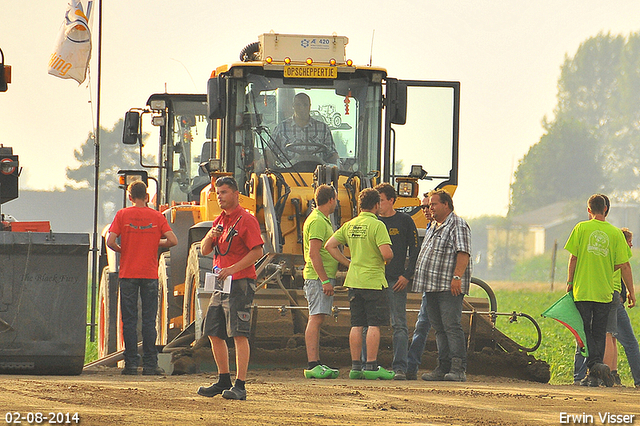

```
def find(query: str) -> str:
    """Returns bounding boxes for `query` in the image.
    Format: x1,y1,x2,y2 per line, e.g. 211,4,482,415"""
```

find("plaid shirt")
412,211,473,294
273,117,337,161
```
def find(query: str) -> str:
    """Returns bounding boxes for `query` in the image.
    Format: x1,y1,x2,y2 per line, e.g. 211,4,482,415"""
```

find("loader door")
384,80,460,196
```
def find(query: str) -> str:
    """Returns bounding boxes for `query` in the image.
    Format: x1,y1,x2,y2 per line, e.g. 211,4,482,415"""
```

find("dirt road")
1,368,638,426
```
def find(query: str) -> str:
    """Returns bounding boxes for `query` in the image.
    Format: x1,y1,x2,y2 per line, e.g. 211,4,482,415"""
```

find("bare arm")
217,245,264,282
159,231,178,248
617,262,636,308
200,226,223,256
106,232,121,253
325,236,351,268
379,244,393,263
450,251,470,296
566,255,577,292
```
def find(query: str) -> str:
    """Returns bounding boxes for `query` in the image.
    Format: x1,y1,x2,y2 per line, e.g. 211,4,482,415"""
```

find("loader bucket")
248,274,550,383
0,231,90,375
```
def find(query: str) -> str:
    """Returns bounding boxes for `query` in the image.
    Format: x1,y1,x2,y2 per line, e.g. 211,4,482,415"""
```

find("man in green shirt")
565,194,631,387
326,188,394,380
302,185,340,379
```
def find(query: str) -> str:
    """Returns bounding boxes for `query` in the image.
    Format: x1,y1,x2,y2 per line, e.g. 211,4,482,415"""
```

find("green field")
470,288,640,385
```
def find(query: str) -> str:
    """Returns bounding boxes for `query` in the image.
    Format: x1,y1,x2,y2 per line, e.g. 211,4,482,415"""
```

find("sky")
1,0,640,219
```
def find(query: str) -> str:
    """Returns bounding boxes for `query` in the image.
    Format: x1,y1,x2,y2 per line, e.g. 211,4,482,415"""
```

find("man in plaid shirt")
414,188,472,382
272,92,339,165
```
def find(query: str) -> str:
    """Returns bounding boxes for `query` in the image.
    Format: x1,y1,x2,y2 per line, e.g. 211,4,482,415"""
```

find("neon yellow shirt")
565,219,630,303
332,212,391,290
612,244,633,292
303,208,339,280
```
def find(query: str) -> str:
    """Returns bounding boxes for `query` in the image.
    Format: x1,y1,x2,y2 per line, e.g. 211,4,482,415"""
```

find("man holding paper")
197,176,264,401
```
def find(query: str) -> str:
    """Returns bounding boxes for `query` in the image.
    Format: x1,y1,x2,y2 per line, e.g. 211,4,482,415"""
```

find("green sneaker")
349,369,365,379
362,366,395,380
322,365,340,379
304,364,335,379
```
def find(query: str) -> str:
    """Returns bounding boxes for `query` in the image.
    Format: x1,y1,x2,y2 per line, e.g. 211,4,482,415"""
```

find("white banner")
48,0,92,84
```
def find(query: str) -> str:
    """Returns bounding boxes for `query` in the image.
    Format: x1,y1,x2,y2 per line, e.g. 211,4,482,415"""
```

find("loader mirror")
207,76,226,119
122,111,141,145
386,79,407,125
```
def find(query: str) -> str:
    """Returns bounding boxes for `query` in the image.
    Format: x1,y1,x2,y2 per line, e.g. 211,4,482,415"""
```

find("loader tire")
97,267,118,359
158,252,181,345
183,242,213,330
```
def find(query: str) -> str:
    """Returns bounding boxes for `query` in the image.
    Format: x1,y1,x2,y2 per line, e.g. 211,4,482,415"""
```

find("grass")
469,287,640,385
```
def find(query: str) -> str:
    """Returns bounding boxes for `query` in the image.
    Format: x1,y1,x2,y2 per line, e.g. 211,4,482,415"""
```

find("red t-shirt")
109,206,172,279
212,205,263,280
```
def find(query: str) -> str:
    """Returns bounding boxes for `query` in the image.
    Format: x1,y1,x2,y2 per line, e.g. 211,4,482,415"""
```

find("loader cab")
123,93,212,207
207,66,384,195
207,66,460,207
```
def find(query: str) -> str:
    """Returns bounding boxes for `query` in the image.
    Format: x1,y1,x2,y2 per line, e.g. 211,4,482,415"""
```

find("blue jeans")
614,301,640,385
387,284,409,372
120,278,159,369
407,292,431,374
426,291,466,370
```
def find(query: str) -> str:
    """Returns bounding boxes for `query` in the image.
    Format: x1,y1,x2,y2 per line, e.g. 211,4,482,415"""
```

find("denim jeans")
120,278,159,368
614,302,640,385
575,300,611,369
387,284,409,372
407,292,431,374
426,291,466,370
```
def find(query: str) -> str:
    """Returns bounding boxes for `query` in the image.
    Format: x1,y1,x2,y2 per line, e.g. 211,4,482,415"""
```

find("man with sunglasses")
197,176,264,401
405,194,434,380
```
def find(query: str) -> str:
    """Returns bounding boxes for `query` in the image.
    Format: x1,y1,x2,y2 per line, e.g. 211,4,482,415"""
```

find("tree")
510,119,602,215
66,119,153,224
510,32,640,214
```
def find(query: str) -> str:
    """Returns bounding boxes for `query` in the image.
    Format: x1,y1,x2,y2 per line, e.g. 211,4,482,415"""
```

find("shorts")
304,279,334,316
348,287,389,327
606,291,620,335
203,278,256,339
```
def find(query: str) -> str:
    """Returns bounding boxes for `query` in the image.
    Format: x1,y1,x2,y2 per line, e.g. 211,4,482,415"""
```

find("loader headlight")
397,181,417,198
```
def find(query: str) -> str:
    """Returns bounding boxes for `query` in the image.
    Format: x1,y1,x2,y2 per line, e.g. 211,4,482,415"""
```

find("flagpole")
89,0,102,342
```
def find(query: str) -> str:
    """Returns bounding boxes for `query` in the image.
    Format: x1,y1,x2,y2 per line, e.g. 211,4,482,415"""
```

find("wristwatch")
452,275,461,280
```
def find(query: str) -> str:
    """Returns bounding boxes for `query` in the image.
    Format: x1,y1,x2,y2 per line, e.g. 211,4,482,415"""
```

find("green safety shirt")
332,211,391,290
303,208,339,280
565,219,630,303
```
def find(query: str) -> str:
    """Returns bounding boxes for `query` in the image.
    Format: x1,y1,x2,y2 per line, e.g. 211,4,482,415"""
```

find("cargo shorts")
203,278,256,339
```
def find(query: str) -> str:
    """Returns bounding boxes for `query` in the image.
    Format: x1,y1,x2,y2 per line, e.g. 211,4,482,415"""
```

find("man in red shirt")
197,176,264,401
107,181,178,375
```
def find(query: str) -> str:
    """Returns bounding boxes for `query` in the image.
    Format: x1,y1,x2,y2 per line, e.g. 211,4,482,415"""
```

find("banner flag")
48,0,92,84
542,292,588,357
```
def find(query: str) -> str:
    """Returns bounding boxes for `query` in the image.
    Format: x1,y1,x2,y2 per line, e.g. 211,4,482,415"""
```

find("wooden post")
549,239,558,291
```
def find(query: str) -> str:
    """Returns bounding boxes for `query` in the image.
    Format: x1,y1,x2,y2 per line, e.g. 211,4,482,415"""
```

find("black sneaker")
393,371,407,380
222,386,247,400
405,370,418,381
142,366,166,376
197,382,232,397
121,367,138,375
580,374,599,387
612,371,622,386
592,363,614,387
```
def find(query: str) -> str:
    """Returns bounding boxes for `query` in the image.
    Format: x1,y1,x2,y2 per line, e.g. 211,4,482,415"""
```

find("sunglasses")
215,176,238,190
420,205,430,210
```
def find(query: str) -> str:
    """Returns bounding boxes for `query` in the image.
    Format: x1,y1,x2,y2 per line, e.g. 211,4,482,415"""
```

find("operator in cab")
271,92,339,167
